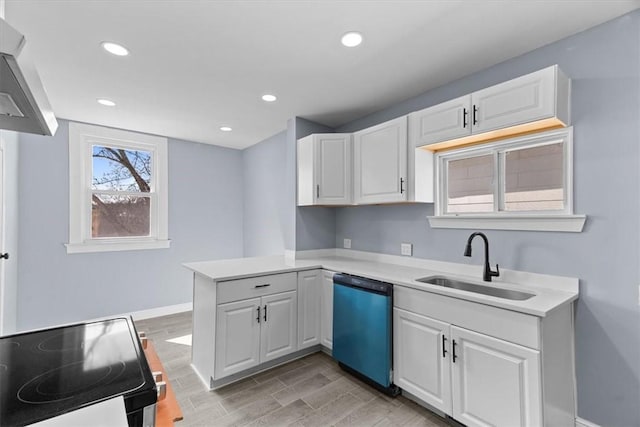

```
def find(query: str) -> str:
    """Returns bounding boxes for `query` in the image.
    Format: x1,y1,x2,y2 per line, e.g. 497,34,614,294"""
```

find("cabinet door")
214,297,261,379
260,291,298,362
393,308,452,413
315,134,352,205
409,96,471,147
297,270,321,349
353,116,408,204
471,66,556,134
451,326,542,427
320,270,334,350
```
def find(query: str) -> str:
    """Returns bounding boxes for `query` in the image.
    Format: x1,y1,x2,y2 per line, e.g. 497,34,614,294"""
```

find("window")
67,123,169,253
430,128,586,232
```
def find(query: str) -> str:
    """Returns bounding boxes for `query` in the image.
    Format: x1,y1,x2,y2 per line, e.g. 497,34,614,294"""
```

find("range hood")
0,17,57,136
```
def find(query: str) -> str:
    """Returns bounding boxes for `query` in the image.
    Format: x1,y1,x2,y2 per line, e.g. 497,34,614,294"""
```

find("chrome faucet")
464,232,500,282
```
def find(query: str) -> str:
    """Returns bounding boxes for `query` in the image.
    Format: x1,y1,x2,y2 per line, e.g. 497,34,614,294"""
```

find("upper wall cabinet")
411,65,570,151
298,133,352,206
354,116,408,204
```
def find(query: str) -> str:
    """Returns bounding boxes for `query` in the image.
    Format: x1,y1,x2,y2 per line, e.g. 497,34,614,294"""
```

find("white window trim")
66,122,170,254
428,127,586,233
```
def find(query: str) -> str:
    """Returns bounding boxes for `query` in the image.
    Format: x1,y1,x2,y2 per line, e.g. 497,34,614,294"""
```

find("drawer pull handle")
254,284,271,288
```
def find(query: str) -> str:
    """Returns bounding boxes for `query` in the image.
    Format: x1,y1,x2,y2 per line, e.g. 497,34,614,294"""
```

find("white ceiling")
5,0,640,149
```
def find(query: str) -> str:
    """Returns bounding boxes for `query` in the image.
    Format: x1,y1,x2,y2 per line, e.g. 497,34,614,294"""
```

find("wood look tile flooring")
135,312,450,427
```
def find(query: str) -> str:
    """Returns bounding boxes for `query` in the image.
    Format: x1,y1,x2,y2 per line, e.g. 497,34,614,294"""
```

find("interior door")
260,291,297,362
451,326,542,427
393,308,452,413
214,297,261,379
0,144,4,334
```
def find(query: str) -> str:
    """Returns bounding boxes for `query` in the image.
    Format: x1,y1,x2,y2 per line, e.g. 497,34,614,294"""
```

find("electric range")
0,317,157,426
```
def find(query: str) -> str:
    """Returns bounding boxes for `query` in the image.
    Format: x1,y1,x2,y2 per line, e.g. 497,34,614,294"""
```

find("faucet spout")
464,232,500,282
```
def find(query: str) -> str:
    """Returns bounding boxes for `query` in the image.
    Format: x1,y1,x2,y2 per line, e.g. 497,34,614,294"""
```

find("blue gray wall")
17,120,244,330
242,131,288,257
335,12,640,427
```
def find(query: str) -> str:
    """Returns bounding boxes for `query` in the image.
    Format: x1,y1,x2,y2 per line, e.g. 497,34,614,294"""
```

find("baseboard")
576,417,601,427
127,302,192,321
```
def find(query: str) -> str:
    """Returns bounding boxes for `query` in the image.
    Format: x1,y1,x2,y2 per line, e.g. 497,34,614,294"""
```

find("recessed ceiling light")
220,126,232,132
97,98,116,107
341,31,363,47
101,41,129,56
262,94,277,102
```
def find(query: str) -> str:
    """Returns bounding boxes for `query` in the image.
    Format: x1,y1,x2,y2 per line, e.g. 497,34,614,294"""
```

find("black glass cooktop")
0,318,151,426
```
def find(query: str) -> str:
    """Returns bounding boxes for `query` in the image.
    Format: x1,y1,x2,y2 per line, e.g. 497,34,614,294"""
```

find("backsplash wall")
335,12,640,427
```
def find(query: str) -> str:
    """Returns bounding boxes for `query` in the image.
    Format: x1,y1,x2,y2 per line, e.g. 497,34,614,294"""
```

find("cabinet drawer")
217,272,297,304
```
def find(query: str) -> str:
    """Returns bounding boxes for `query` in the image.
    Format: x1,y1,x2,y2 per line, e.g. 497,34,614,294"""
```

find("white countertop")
184,251,578,317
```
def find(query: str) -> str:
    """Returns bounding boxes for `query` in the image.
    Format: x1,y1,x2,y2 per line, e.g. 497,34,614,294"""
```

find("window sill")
427,215,586,232
65,239,171,254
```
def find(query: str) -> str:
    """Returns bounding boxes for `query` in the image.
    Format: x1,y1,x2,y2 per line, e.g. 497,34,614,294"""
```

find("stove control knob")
156,381,167,401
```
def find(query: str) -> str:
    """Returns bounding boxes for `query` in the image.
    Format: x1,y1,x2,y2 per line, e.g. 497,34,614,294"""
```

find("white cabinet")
215,290,297,379
394,285,574,427
320,270,334,350
260,291,298,362
297,269,322,349
411,65,570,151
451,326,541,427
353,116,408,204
215,298,261,378
298,133,352,206
409,96,471,147
393,308,451,412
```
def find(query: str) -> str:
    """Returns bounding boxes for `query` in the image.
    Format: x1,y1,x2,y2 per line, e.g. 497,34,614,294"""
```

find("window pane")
504,143,564,211
447,155,494,213
92,194,150,238
92,146,152,192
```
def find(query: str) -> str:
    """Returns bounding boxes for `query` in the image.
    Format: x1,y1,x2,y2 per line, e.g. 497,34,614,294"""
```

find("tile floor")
135,312,451,427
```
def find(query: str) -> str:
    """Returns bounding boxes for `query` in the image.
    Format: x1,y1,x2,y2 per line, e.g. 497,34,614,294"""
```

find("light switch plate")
401,243,412,256
343,238,351,249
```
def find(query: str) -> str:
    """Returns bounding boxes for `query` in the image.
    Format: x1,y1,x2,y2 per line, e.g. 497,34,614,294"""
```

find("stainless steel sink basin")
415,275,535,301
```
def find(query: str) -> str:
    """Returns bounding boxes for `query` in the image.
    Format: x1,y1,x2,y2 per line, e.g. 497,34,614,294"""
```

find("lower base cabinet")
215,290,297,379
394,285,575,427
320,270,335,349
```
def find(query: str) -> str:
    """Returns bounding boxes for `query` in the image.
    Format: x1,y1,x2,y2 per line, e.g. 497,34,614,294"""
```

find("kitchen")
0,1,639,427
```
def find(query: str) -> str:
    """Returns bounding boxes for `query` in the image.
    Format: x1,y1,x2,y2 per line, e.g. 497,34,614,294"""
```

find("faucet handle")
491,264,500,277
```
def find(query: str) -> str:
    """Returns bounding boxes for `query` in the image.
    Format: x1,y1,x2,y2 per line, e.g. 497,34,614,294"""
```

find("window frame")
430,127,586,232
66,122,170,254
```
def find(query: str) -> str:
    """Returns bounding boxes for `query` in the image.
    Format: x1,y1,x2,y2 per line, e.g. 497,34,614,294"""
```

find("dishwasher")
332,273,400,396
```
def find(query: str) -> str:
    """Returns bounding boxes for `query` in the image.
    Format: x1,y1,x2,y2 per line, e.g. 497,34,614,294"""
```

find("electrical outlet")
343,238,351,249
401,243,413,256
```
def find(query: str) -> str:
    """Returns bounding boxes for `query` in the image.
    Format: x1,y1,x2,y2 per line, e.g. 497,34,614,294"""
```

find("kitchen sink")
415,275,535,301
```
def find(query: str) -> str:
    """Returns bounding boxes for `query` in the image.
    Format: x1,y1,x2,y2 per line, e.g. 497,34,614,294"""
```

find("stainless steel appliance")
0,317,157,426
332,273,399,396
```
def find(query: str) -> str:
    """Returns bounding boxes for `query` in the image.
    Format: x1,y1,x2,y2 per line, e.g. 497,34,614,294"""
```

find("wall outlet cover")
401,243,413,256
343,238,351,249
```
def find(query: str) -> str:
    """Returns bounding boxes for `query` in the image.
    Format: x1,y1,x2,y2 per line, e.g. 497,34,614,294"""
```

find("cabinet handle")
254,284,271,289
442,335,448,358
472,105,478,125
256,306,261,323
400,177,405,194
452,339,458,363
316,184,320,198
263,305,267,322
462,108,468,128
